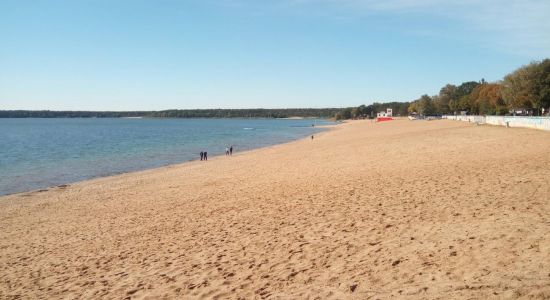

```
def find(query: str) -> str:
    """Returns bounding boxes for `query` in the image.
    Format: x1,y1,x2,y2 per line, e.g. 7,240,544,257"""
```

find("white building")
377,108,393,118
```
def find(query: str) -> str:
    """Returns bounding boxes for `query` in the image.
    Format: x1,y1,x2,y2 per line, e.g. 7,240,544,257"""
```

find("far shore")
1,119,549,299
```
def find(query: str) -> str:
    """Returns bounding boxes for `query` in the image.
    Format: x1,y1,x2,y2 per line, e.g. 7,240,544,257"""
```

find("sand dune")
1,119,550,299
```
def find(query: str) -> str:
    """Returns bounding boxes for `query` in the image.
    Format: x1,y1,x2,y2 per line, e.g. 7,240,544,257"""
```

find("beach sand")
1,119,550,299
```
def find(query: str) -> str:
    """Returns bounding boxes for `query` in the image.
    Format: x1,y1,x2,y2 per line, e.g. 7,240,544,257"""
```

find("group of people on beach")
225,146,233,156
199,151,208,161
199,146,234,161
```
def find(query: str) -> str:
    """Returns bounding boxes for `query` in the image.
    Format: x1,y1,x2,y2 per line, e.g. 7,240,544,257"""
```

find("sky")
0,0,549,110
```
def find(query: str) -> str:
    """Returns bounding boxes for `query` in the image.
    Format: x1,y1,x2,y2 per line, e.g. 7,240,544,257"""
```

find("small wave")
243,127,254,130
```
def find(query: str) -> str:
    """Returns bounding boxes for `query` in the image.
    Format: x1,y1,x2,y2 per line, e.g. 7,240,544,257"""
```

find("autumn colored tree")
467,83,506,115
408,101,418,114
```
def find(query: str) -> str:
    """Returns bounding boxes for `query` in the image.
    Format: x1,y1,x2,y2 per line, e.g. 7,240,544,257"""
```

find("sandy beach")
1,119,549,299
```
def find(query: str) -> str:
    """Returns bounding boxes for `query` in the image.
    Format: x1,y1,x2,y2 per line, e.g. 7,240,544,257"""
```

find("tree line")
408,59,549,116
148,108,341,118
0,108,341,119
0,110,150,118
336,58,549,119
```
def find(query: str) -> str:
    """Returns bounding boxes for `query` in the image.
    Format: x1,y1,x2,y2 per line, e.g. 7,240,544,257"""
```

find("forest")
0,108,340,119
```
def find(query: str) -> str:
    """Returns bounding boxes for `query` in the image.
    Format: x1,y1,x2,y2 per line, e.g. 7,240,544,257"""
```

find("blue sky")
1,0,548,110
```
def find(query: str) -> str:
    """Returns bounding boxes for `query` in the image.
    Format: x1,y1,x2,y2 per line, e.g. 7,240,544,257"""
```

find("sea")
0,118,333,196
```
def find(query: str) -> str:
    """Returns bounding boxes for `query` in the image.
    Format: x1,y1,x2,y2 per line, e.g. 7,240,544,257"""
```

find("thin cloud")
216,0,550,58
368,0,550,57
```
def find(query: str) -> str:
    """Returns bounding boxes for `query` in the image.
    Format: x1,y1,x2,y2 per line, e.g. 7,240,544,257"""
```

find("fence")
443,115,486,123
442,115,550,131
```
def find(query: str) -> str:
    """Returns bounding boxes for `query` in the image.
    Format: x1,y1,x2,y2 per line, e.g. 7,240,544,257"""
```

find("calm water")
0,118,331,196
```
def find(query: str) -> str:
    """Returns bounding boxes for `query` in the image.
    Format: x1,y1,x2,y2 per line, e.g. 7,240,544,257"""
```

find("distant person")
204,151,208,161
229,146,233,155
311,135,314,140
200,151,204,161
225,147,230,156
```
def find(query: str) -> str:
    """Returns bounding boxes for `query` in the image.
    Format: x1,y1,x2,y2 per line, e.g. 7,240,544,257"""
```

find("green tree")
502,62,540,112
456,81,480,98
350,107,360,118
414,95,435,116
435,84,457,114
532,59,550,113
357,105,368,117
340,108,352,119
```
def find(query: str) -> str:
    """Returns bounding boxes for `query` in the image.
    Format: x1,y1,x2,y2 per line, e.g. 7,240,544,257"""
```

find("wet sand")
1,119,549,299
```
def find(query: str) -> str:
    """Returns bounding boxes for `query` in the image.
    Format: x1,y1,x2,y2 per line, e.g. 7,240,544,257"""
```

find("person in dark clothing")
200,151,204,161
229,146,233,155
204,151,207,161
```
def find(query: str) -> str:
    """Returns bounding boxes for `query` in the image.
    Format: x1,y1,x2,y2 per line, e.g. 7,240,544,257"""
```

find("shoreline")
1,119,549,298
0,122,339,199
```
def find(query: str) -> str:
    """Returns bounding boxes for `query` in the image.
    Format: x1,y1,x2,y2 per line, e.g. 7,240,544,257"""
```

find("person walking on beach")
230,146,233,155
204,151,208,161
311,135,314,140
200,151,204,161
225,147,230,156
